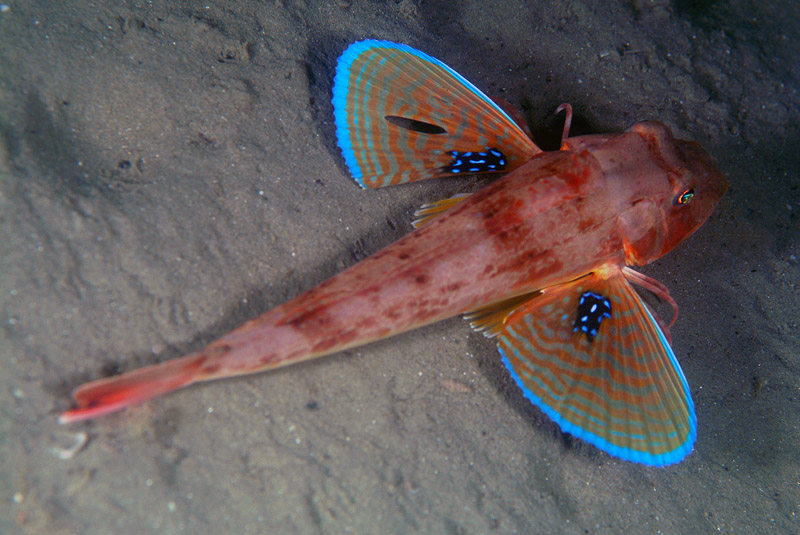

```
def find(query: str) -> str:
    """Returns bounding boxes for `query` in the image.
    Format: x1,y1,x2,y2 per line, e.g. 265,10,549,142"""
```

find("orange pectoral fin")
495,270,696,466
332,40,541,188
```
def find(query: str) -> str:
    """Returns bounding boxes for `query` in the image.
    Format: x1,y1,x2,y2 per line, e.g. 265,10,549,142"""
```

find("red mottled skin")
59,121,727,423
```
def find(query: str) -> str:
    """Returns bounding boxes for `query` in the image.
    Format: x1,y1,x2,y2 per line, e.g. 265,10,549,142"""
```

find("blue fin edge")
331,39,522,188
498,305,697,466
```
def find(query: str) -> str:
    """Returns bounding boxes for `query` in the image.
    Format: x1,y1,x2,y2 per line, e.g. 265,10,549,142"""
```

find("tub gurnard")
60,40,727,466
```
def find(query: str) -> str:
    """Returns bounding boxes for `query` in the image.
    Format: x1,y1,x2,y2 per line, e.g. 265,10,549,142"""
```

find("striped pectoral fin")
497,272,697,466
332,40,541,188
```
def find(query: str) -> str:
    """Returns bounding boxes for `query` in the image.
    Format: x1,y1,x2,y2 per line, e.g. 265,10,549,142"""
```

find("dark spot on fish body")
250,351,290,370
489,224,531,253
522,250,548,264
365,249,390,263
309,324,365,354
398,253,410,260
385,308,402,320
445,282,462,293
429,298,455,312
560,169,590,192
405,297,432,311
577,213,597,233
201,363,221,376
415,274,428,284
548,153,594,193
310,337,339,355
286,308,332,328
476,184,533,240
479,204,501,220
494,252,564,286
538,156,576,180
482,209,521,238
186,355,208,371
495,250,546,278
202,343,236,361
375,326,392,338
641,133,662,160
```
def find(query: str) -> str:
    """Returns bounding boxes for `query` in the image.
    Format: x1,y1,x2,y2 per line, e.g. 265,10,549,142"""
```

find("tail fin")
58,353,206,424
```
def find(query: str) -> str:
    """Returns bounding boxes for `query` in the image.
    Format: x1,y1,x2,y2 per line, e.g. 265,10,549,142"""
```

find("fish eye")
675,188,695,205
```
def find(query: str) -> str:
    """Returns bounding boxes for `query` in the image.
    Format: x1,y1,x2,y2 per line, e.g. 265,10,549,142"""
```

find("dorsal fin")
412,193,472,228
463,291,542,337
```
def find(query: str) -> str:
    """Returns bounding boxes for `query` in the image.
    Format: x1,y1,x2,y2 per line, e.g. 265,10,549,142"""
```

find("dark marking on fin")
442,148,506,175
384,115,447,135
573,291,612,343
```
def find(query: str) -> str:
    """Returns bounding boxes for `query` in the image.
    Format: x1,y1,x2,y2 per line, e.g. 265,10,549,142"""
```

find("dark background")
1,1,798,533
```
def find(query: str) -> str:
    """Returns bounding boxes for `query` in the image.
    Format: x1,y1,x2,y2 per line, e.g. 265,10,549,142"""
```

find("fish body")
60,41,727,466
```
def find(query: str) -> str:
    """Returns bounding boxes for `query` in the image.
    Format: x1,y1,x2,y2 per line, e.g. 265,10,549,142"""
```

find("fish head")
619,121,728,265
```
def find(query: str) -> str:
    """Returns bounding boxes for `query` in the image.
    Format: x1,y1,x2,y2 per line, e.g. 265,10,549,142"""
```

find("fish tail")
58,353,206,424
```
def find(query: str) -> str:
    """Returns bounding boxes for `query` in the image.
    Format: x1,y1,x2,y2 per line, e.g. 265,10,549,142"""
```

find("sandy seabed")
1,1,798,533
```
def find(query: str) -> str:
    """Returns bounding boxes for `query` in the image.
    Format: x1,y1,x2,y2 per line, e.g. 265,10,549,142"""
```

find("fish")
59,40,727,466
